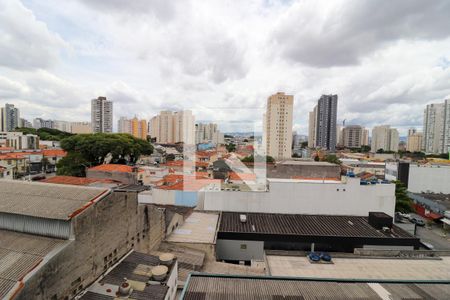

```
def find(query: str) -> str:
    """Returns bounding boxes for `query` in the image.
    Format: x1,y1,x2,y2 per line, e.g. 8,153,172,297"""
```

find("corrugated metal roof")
0,181,108,220
182,274,450,300
0,229,69,299
219,212,412,239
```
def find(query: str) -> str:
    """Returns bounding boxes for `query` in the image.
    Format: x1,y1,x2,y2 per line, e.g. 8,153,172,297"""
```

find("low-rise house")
87,164,143,185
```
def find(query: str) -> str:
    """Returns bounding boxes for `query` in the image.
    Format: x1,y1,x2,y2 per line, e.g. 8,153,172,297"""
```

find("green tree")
321,154,341,165
394,180,414,213
241,154,274,163
57,133,153,176
15,127,73,141
360,145,371,152
56,152,90,177
226,143,236,152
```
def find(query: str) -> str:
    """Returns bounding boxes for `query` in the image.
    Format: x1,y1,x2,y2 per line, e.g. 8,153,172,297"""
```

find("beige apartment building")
149,110,195,144
70,122,92,134
407,128,423,152
371,125,399,152
265,92,293,160
342,125,363,148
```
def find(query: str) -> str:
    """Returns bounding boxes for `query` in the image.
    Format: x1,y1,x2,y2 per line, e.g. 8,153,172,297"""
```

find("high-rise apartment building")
195,123,224,144
308,95,338,151
71,122,92,134
264,92,293,160
307,108,317,148
362,128,370,146
423,100,450,154
342,125,363,148
371,125,399,152
407,128,423,152
118,116,148,140
91,96,113,133
336,124,344,147
149,110,195,144
53,120,72,133
33,118,53,130
20,118,33,129
1,104,20,132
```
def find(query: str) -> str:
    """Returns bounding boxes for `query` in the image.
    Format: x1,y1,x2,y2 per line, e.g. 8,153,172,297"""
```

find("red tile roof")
229,172,257,181
88,164,135,173
158,178,220,191
42,149,67,157
40,176,119,186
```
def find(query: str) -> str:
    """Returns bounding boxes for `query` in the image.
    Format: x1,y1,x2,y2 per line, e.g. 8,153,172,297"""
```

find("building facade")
91,96,113,133
0,131,39,150
118,116,148,139
371,125,399,152
71,122,92,134
53,120,72,132
308,95,338,151
1,103,20,132
149,110,195,144
407,128,423,152
33,118,54,129
342,125,363,148
423,99,450,154
264,92,293,160
195,123,224,144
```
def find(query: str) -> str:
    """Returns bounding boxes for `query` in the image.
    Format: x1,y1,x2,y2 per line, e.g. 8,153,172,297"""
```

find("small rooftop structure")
79,251,177,300
181,273,450,299
166,212,219,244
0,180,109,220
88,164,137,173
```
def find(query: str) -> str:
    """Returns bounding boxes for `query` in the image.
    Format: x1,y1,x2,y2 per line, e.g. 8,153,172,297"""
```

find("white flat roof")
267,255,450,280
166,211,219,244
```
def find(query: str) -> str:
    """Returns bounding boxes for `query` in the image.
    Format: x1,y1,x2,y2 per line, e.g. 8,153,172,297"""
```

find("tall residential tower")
264,92,293,160
1,104,20,132
91,96,113,133
423,100,450,154
308,95,338,151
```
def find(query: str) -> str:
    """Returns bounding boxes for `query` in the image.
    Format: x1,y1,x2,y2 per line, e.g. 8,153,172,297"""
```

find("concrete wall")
267,163,340,179
216,239,264,261
203,177,396,217
16,192,166,300
408,165,450,193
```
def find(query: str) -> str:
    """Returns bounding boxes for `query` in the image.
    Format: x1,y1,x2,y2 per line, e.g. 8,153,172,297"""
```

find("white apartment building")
149,110,195,144
423,100,450,154
195,123,225,144
371,125,399,152
264,92,293,160
0,132,39,150
91,96,113,133
307,108,317,148
53,120,72,133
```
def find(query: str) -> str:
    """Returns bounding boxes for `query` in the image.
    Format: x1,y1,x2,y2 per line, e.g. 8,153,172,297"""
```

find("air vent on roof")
118,280,131,296
347,220,354,226
159,253,174,266
151,265,168,281
240,214,247,223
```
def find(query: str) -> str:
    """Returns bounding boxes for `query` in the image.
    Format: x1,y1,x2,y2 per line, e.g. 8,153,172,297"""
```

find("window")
240,244,247,250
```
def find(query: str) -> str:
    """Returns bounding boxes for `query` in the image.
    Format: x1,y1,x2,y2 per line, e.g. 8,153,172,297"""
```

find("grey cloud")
273,0,450,67
0,0,65,70
76,0,176,20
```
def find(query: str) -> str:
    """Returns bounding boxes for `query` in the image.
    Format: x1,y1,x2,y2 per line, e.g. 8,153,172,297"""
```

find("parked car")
411,218,425,226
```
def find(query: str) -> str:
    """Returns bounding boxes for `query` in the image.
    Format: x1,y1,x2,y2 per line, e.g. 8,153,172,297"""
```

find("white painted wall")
408,165,450,194
203,177,396,217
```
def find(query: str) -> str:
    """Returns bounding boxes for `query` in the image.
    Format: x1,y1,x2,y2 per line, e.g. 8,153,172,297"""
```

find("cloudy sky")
1,0,450,134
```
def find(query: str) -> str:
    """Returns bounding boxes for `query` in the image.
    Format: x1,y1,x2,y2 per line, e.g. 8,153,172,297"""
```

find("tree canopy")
394,180,414,213
241,154,274,163
321,154,341,165
57,133,153,176
15,127,73,141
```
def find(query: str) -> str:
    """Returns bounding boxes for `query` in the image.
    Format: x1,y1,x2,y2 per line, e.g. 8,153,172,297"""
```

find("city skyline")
1,0,450,134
